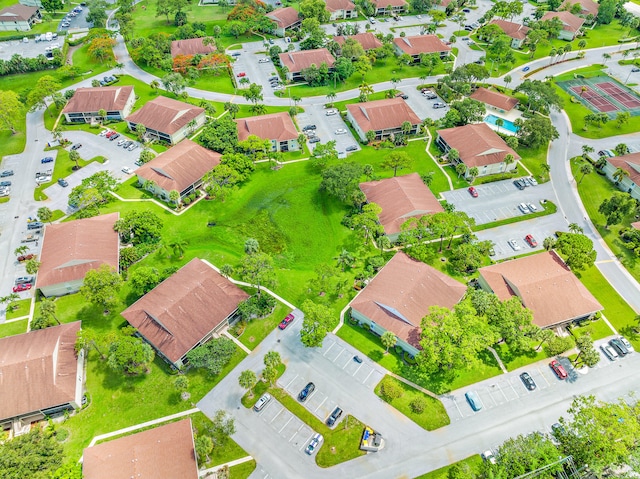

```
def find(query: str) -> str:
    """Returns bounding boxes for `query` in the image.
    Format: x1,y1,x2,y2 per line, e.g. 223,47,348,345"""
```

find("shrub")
409,397,427,414
544,336,574,356
380,378,403,401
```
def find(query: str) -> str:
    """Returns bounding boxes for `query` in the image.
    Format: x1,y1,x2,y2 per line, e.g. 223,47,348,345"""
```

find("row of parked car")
513,176,538,190
100,130,139,151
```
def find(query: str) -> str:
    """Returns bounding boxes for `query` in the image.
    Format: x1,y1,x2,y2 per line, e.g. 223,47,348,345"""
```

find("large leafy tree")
107,336,155,375
0,428,64,479
516,79,563,112
299,0,330,23
517,115,559,148
199,115,238,153
417,300,496,375
598,192,635,228
484,432,562,477
573,333,600,367
27,75,61,111
441,98,486,128
113,210,164,245
486,296,538,351
555,232,596,271
80,264,123,312
351,202,384,244
320,162,363,202
239,252,276,294
381,151,412,176
300,299,334,347
0,90,24,134
185,337,236,375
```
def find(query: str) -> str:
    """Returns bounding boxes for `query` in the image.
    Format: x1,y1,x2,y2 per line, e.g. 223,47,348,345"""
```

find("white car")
258,58,270,63
508,239,521,251
325,109,338,116
122,167,133,174
518,203,530,214
335,128,347,135
527,202,538,212
529,176,538,186
99,130,108,137
481,450,497,464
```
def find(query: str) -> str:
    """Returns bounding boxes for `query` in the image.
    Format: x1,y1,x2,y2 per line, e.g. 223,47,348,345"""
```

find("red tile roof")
562,0,598,16
83,419,198,479
325,0,356,11
479,251,602,328
360,173,444,235
346,97,421,133
372,0,407,7
121,258,249,364
0,4,38,22
607,153,640,185
36,213,119,290
170,37,217,58
393,35,451,56
334,32,383,51
279,48,335,73
489,19,530,40
235,112,298,142
470,87,519,111
125,96,205,135
350,252,466,349
62,86,134,114
0,322,81,422
437,123,521,168
266,7,300,28
632,221,640,230
135,139,221,193
541,11,585,33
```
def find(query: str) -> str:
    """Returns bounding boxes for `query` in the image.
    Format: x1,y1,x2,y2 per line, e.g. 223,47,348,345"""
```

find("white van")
45,32,53,41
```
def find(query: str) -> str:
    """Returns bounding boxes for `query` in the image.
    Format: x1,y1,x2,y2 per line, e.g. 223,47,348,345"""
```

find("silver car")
518,203,530,214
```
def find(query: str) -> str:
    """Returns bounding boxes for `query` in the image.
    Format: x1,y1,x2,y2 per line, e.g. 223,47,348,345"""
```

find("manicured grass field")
230,460,257,479
0,127,26,162
413,455,483,479
337,320,503,394
473,200,557,231
519,144,550,183
5,298,31,319
374,375,450,430
237,301,290,350
0,319,28,338
71,42,112,77
268,387,366,467
493,341,549,372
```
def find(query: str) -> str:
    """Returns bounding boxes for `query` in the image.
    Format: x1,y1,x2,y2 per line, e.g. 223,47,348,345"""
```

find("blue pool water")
484,114,520,133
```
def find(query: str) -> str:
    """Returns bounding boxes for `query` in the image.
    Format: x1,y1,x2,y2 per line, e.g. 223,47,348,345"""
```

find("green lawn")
72,42,112,77
0,127,26,162
571,157,640,284
413,455,483,479
519,144,550,183
237,301,290,350
0,319,28,338
5,299,31,319
337,320,503,394
332,91,388,111
268,387,366,467
493,340,550,372
473,200,557,230
286,58,451,98
374,375,450,430
230,460,257,479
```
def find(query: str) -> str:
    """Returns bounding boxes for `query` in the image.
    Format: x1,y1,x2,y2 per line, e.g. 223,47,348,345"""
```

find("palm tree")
455,162,467,178
578,163,593,184
14,245,28,257
359,82,373,101
568,223,584,234
169,239,188,258
495,118,504,134
581,145,594,159
468,167,479,183
40,299,60,325
150,80,160,93
613,167,630,183
541,163,551,180
602,53,611,65
326,91,337,107
503,154,515,177
542,236,556,251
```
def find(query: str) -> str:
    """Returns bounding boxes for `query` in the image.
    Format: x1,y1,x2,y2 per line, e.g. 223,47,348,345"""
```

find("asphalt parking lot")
0,36,62,61
230,48,279,92
57,7,92,32
400,88,448,123
442,178,555,225
255,397,319,455
296,104,359,156
319,336,385,390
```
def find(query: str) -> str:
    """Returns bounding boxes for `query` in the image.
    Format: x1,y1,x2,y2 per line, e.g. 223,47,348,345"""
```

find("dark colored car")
326,406,343,427
0,181,11,187
309,137,321,143
298,382,315,402
519,372,536,390
353,355,363,363
396,93,408,99
27,222,44,230
278,313,294,330
109,134,120,141
13,283,32,293
1,170,14,177
346,145,358,152
609,338,629,356
71,143,82,150
468,186,478,197
41,156,54,164
58,178,68,187
302,125,316,131
550,359,568,380
513,179,525,190
15,276,33,285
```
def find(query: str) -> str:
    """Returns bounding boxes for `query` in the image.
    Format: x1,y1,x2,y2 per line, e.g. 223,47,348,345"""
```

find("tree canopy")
185,337,236,375
300,299,335,347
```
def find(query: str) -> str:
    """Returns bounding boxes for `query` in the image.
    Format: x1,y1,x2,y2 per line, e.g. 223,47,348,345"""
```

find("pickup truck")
21,234,39,243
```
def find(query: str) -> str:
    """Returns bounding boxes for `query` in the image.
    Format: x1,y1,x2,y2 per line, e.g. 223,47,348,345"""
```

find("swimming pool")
484,114,520,134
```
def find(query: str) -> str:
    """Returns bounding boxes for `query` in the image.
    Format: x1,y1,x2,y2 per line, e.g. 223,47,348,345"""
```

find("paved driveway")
230,47,280,93
0,37,62,61
400,88,448,122
296,104,359,155
255,397,318,456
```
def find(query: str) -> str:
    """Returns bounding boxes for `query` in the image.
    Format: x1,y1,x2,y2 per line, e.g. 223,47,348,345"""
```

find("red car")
468,186,478,197
17,254,35,262
550,360,568,380
13,283,32,293
525,234,537,247
237,72,246,77
278,313,295,330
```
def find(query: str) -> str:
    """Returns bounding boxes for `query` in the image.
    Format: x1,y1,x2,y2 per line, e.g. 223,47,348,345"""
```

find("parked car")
468,186,478,197
325,109,338,116
396,93,409,99
601,344,619,361
109,134,120,141
335,128,347,135
122,166,133,174
106,131,116,138
619,336,634,352
71,143,82,150
128,143,138,151
41,156,54,164
17,254,35,262
550,359,568,379
27,222,44,230
353,355,363,363
302,124,316,131
519,372,536,390
21,234,39,243
597,149,614,158
0,181,11,187
527,202,538,212
305,433,323,455
518,203,530,214
258,58,270,63
1,170,14,177
633,67,640,72
432,102,447,109
253,393,271,412
346,145,358,152
529,176,538,186
13,283,32,293
278,313,294,330
481,450,497,464
609,338,629,356
308,137,321,143
326,406,343,427
117,139,127,146
465,391,482,411
513,179,525,190
508,239,521,251
525,234,537,247
58,178,68,187
236,72,246,77
462,7,471,12
298,382,315,402
15,276,33,285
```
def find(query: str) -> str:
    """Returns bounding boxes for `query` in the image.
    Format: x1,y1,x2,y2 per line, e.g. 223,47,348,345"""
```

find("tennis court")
558,75,640,118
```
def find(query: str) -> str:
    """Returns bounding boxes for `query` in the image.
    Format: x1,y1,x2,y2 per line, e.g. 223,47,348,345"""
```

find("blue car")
522,66,530,72
41,156,54,164
465,391,483,411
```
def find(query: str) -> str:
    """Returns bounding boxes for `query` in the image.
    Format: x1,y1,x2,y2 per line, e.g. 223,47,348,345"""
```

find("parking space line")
278,416,292,433
314,396,327,412
289,423,304,442
270,407,284,424
509,381,520,398
452,397,463,418
352,363,363,376
333,348,346,364
538,367,551,387
300,432,314,451
323,343,335,357
362,369,374,384
486,386,499,406
284,374,298,390
496,383,508,402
